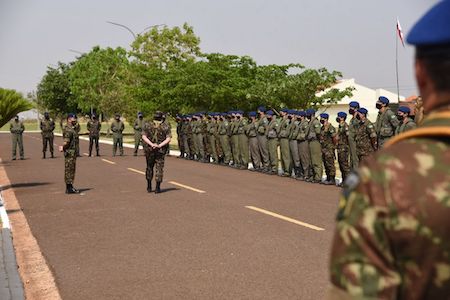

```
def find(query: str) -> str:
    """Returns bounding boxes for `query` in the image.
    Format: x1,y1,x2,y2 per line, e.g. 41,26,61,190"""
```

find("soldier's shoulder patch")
314,124,320,128
367,124,373,128
390,114,397,119
329,128,335,133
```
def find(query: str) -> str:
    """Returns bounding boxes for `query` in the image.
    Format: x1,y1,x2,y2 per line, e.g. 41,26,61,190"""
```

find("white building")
316,79,404,123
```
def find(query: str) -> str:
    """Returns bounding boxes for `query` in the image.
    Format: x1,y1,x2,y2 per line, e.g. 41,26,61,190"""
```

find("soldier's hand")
59,146,63,152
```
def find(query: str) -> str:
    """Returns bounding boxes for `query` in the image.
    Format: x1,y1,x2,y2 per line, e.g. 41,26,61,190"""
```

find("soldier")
141,111,172,194
355,108,377,163
180,115,190,159
59,113,80,194
256,106,270,172
329,2,450,298
87,114,101,157
246,111,261,171
111,113,125,156
192,114,205,162
395,106,417,135
218,113,232,165
265,110,280,175
40,112,55,159
230,111,241,168
288,110,301,178
278,109,292,177
213,114,224,164
133,112,145,156
74,116,81,157
336,112,350,185
236,111,249,169
296,111,310,181
319,113,337,185
347,101,360,170
10,115,25,160
305,109,323,183
375,96,399,148
206,113,219,163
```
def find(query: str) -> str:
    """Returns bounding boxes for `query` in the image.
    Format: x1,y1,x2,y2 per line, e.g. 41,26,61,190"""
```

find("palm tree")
0,88,34,128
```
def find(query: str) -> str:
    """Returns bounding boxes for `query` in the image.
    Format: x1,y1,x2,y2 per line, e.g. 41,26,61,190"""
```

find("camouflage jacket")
236,118,248,135
375,108,399,138
296,119,309,141
278,118,291,138
329,109,450,299
62,124,78,154
10,120,24,134
245,120,258,137
257,116,269,135
110,120,124,138
134,118,145,135
207,121,218,135
306,117,321,141
40,118,55,137
87,120,101,137
288,120,300,140
266,118,280,139
320,123,337,151
218,120,230,135
143,121,172,154
348,116,359,142
337,122,349,149
395,118,417,135
355,119,377,157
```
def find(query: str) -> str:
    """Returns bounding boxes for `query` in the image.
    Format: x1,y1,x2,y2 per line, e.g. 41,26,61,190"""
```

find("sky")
0,0,439,98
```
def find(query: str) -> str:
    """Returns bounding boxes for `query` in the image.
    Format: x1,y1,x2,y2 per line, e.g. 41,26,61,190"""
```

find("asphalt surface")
0,133,340,300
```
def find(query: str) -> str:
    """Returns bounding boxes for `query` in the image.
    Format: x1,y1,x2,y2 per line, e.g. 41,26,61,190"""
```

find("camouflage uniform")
289,118,301,177
133,118,145,155
348,115,359,169
257,115,270,171
278,117,292,176
230,119,240,167
143,121,172,183
266,117,280,174
40,118,55,157
63,123,78,184
207,119,219,163
181,120,190,158
192,118,205,161
87,118,101,156
297,118,311,180
246,118,261,170
329,111,450,299
375,108,399,148
218,118,232,164
355,119,377,163
186,119,195,159
111,119,125,156
306,117,323,182
237,117,249,169
320,123,337,181
10,119,25,160
74,122,81,157
337,121,351,182
395,117,417,135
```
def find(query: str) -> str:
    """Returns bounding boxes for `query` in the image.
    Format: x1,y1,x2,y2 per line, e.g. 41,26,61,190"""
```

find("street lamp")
106,21,166,39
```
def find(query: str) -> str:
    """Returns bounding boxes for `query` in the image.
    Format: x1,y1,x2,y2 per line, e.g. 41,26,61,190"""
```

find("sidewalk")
0,192,24,300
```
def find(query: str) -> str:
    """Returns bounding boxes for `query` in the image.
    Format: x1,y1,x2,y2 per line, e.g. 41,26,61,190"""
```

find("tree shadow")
0,182,50,191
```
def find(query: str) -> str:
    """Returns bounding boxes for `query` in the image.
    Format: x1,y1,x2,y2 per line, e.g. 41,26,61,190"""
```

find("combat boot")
51,152,54,158
43,152,46,159
147,180,152,193
155,182,161,194
65,184,80,194
325,177,336,186
96,150,100,157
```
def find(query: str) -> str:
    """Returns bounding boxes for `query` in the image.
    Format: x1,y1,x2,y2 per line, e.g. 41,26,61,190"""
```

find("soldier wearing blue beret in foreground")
329,1,450,298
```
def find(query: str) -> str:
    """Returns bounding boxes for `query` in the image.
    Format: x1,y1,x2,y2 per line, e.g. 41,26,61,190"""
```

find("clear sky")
0,0,439,97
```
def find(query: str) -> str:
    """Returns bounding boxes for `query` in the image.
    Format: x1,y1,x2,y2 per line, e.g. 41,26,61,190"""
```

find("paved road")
0,133,340,299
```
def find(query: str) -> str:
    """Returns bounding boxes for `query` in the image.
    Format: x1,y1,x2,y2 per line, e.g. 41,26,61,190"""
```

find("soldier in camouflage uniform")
192,114,205,161
40,112,55,158
329,4,450,297
257,106,270,172
288,110,301,178
305,109,323,183
213,114,224,163
142,111,172,194
60,113,80,194
265,110,280,175
395,106,417,135
230,111,241,168
186,115,195,160
87,114,101,157
218,113,232,165
206,113,219,163
375,96,399,148
278,109,292,177
133,112,145,156
354,108,377,162
296,111,310,181
74,116,81,157
319,113,337,185
336,112,350,185
111,113,125,156
180,116,190,159
236,111,249,169
246,111,261,171
347,101,360,170
10,115,25,160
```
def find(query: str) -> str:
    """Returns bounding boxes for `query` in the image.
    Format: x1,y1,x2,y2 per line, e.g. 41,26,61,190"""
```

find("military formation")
175,98,417,186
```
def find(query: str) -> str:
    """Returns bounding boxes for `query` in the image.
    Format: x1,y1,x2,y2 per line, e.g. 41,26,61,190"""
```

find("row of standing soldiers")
175,96,416,186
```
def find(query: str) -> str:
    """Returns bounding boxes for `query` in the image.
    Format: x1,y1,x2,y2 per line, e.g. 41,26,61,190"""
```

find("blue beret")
289,109,297,114
281,108,289,113
349,101,360,108
248,111,257,117
407,1,450,46
67,113,76,118
257,106,266,112
378,96,389,104
298,110,306,117
306,108,316,116
137,112,143,116
266,110,274,116
337,112,347,118
398,106,411,114
357,108,368,115
320,113,329,119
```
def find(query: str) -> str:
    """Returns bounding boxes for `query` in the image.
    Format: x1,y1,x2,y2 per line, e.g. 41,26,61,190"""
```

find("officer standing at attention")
395,106,417,135
375,96,399,148
40,112,55,159
142,111,172,194
319,113,337,185
206,113,219,163
288,110,301,178
296,110,310,181
87,114,101,157
59,113,80,194
256,106,270,172
336,112,351,185
354,108,377,162
246,111,262,171
278,109,292,177
218,113,232,165
111,113,125,156
305,109,322,183
10,115,25,160
236,111,249,169
265,110,280,175
133,112,145,156
329,1,450,298
347,101,360,170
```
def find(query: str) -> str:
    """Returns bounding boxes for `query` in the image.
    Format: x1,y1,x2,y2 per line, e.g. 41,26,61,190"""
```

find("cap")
115,113,121,117
67,113,76,118
320,113,329,119
407,1,450,46
349,101,360,108
337,112,347,118
298,110,306,117
137,112,143,116
248,111,257,117
398,106,411,114
357,108,368,115
266,110,274,116
378,96,389,105
306,108,316,116
257,106,266,112
281,108,289,113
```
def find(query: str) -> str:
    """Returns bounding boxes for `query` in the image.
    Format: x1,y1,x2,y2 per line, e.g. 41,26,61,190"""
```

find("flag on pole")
397,18,405,47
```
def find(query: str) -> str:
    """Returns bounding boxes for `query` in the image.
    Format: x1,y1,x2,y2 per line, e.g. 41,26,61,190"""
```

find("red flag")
397,18,405,47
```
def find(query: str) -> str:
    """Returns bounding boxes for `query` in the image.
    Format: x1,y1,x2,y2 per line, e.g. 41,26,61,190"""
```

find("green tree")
0,88,33,128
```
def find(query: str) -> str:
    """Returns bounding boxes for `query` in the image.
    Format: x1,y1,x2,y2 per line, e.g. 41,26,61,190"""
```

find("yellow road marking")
127,168,145,175
168,181,206,194
102,159,116,165
245,206,325,231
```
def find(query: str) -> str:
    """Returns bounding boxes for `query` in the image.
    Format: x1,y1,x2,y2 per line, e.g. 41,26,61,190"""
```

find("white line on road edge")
101,159,116,165
168,181,206,194
127,168,145,175
0,191,11,229
245,206,325,231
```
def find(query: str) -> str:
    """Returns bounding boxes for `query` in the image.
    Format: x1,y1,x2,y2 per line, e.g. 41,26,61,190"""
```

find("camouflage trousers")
182,134,191,157
337,146,350,181
279,138,292,175
322,148,336,178
113,137,123,155
249,137,261,169
268,138,279,173
231,135,240,166
11,134,24,159
298,140,310,179
145,151,165,182
89,135,100,155
64,151,77,184
42,135,54,154
208,134,218,162
309,140,323,181
177,134,185,155
238,134,249,167
134,133,142,153
257,134,270,169
219,134,232,164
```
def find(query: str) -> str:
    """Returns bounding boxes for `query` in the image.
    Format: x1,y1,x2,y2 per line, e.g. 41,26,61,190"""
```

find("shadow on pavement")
159,187,179,194
0,182,50,191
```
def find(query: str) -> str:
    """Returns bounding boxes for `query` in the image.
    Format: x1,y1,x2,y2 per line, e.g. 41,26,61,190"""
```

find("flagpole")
395,19,400,102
